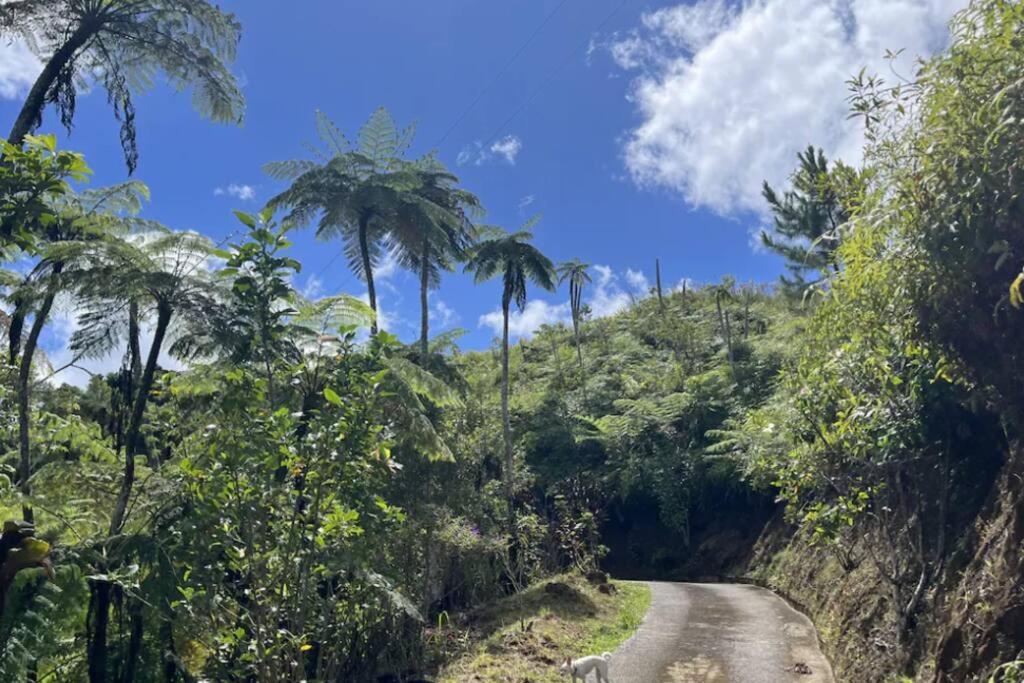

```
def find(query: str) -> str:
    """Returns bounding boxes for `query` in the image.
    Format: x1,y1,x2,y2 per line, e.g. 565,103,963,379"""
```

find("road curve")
608,582,833,683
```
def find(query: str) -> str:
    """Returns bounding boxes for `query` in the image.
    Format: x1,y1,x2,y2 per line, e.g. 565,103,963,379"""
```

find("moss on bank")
432,574,650,683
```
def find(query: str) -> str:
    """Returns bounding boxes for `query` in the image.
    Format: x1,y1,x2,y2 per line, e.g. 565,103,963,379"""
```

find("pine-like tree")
760,146,858,296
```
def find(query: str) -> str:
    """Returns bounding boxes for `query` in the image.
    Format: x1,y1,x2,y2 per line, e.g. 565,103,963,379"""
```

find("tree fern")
3,0,245,172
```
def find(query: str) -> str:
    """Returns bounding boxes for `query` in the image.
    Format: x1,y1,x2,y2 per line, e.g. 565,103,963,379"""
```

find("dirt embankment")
739,447,1024,682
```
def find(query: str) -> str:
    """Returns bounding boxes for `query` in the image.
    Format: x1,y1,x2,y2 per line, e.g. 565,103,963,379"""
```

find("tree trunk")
570,281,584,370
358,214,378,335
91,303,172,683
110,301,171,536
724,310,735,372
160,616,179,683
17,262,63,524
501,296,513,512
419,239,430,365
87,580,112,683
121,597,144,683
127,301,142,391
716,294,735,374
8,24,95,147
655,258,665,313
7,299,25,365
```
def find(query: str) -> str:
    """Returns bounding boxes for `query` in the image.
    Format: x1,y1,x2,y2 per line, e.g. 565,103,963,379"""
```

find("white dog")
559,652,612,682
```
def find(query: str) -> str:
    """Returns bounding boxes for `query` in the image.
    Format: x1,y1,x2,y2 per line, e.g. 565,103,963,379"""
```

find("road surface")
608,582,834,682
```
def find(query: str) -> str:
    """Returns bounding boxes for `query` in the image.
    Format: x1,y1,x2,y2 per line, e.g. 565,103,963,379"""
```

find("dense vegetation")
2,1,1024,681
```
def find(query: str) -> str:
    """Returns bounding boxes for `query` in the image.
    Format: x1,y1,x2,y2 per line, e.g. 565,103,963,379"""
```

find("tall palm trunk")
8,300,25,365
419,237,430,365
17,262,63,524
91,301,172,683
358,214,378,335
570,280,584,370
500,293,513,512
127,301,142,388
655,258,665,314
8,24,95,147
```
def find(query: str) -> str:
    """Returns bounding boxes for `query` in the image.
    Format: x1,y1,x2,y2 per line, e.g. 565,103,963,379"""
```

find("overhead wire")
478,0,630,152
434,0,574,147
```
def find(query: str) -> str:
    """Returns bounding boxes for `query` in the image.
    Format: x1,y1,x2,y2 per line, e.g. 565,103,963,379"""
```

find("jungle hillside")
1,1,1024,682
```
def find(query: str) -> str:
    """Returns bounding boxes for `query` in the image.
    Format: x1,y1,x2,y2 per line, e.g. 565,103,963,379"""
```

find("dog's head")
558,657,572,676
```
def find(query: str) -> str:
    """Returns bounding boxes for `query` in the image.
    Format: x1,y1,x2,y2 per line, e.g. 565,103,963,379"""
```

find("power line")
314,0,630,295
479,0,630,153
434,0,574,147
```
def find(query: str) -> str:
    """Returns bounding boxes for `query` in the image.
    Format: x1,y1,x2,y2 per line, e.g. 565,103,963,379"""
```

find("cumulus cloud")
214,183,257,201
587,265,633,318
625,268,650,296
610,0,967,214
479,299,570,340
0,40,40,99
457,134,523,166
430,298,460,328
478,264,651,339
489,135,522,164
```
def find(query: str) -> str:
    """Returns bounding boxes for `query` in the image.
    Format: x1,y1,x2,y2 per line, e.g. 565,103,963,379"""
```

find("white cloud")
456,143,479,166
625,268,650,296
457,134,523,166
642,0,736,54
375,249,399,280
300,274,323,299
611,0,966,215
214,183,257,201
479,300,570,340
587,265,632,318
518,194,536,213
430,298,459,328
489,135,522,164
0,40,40,100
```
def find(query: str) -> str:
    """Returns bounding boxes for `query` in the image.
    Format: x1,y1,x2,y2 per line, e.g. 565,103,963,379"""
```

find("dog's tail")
602,652,612,662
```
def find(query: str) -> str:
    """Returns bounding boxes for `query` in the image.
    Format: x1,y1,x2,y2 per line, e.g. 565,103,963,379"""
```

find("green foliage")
173,343,405,680
2,0,244,171
0,134,90,254
761,146,865,297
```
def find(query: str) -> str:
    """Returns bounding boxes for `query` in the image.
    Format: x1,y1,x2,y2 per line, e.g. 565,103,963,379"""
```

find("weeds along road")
609,582,833,683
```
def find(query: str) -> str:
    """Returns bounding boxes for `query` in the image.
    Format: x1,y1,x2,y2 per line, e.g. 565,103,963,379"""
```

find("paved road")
608,582,833,683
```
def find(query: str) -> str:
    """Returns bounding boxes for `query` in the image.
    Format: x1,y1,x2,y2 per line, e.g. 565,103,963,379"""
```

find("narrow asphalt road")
608,582,834,683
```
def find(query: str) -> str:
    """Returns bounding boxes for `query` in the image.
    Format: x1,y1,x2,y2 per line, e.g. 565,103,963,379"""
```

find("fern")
0,578,67,680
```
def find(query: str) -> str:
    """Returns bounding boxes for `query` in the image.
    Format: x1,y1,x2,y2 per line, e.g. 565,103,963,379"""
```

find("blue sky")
0,0,966,382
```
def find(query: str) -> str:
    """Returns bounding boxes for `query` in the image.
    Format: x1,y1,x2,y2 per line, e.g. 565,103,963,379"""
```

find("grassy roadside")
432,573,650,683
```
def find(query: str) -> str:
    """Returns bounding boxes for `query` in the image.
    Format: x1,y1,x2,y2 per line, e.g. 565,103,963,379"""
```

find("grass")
433,573,651,683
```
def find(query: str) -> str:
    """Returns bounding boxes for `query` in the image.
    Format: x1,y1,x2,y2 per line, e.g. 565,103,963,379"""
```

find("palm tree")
390,156,481,364
1,0,244,172
465,221,555,511
67,229,220,682
557,258,591,370
266,109,418,335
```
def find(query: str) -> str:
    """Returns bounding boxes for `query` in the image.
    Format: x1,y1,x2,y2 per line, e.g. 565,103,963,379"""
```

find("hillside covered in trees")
1,1,1024,682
